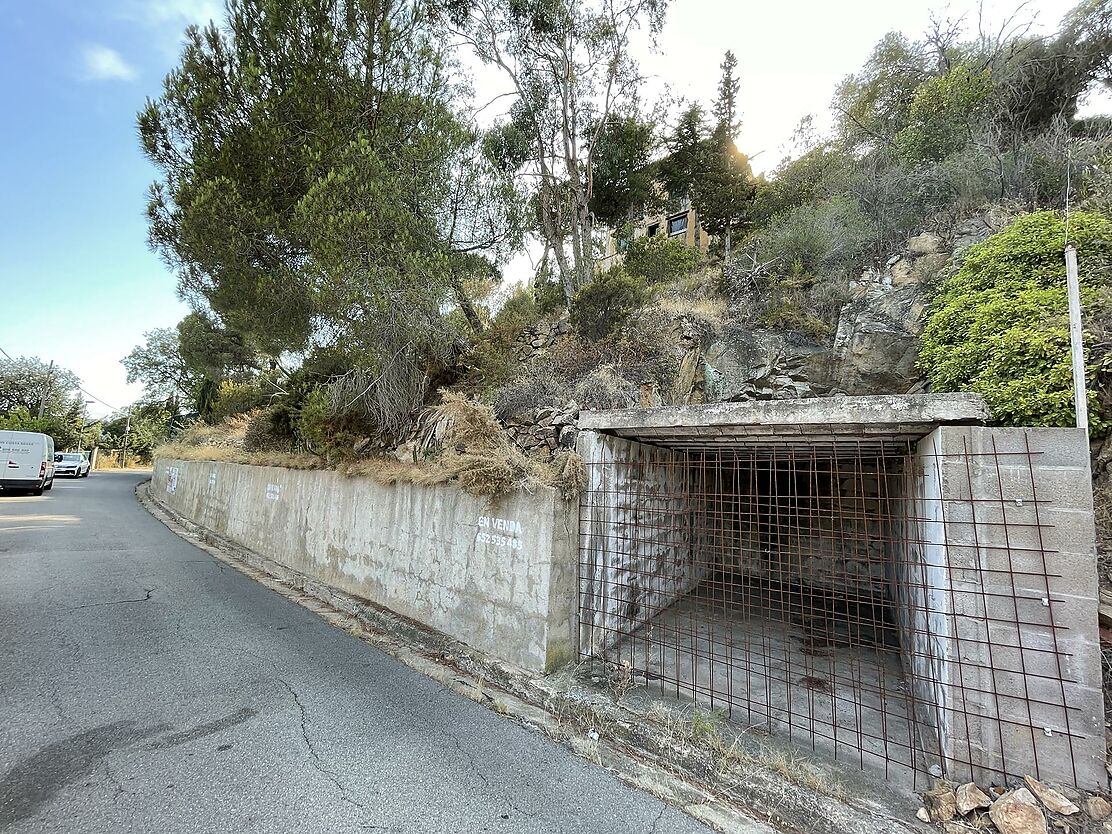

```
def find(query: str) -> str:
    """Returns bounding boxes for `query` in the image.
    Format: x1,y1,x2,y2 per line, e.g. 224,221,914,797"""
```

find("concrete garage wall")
919,426,1106,790
577,432,710,656
151,458,578,673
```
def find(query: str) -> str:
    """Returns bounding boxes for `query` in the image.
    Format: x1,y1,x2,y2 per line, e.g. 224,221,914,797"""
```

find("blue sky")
0,0,1103,419
0,0,219,417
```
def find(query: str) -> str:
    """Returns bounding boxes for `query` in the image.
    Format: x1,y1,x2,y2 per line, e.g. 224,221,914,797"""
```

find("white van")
0,430,55,495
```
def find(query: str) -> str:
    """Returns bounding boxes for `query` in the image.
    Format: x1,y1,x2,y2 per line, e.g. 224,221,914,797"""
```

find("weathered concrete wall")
912,426,1106,791
577,433,710,656
151,458,578,673
711,458,895,601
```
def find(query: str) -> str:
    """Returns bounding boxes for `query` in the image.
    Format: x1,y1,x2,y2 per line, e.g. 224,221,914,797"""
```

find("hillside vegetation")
108,0,1112,498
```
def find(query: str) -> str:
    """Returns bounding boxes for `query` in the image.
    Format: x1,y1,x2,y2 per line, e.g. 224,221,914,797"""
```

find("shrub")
493,372,563,421
243,407,295,452
569,269,648,340
919,210,1112,435
212,380,266,421
295,386,382,460
623,235,703,285
533,275,565,314
573,365,639,410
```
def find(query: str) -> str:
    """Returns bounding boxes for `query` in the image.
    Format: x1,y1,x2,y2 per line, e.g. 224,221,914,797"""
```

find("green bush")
462,285,542,393
622,235,703,285
295,385,385,459
212,380,267,421
569,269,649,340
919,210,1112,435
243,407,296,452
533,275,565,314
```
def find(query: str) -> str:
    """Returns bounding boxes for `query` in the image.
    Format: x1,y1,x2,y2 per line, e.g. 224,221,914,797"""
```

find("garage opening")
577,396,1103,789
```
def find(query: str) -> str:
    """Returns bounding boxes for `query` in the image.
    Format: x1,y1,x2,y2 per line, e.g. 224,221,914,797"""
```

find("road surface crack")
438,729,536,820
74,588,156,609
275,677,367,814
649,805,665,834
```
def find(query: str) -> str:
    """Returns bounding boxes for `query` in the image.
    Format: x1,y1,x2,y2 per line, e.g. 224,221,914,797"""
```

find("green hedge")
919,210,1112,435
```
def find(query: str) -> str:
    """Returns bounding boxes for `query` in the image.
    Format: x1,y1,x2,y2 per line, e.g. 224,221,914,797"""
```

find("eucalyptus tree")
444,0,671,302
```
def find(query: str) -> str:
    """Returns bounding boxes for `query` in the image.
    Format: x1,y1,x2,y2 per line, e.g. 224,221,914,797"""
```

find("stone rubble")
988,788,1047,834
921,776,1111,834
1023,777,1080,817
956,782,994,815
925,785,960,822
1085,796,1112,820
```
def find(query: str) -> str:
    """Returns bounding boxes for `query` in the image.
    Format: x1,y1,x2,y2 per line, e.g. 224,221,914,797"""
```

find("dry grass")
156,394,587,499
654,295,728,325
641,702,848,801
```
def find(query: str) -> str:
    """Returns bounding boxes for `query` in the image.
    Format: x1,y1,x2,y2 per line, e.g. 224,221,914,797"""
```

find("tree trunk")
450,272,484,336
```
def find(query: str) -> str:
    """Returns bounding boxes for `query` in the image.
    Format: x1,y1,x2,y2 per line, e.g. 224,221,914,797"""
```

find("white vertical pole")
1064,244,1088,432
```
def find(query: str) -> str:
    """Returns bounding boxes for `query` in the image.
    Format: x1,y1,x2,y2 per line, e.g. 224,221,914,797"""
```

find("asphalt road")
0,472,713,834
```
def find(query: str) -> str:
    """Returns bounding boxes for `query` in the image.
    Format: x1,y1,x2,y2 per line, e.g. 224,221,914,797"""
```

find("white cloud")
120,0,222,27
79,44,137,82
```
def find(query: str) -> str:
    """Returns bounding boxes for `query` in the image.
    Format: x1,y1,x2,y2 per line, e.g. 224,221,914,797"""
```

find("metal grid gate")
577,432,1084,786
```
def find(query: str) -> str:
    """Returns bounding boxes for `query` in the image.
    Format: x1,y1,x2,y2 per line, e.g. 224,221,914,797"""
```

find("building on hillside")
597,192,711,273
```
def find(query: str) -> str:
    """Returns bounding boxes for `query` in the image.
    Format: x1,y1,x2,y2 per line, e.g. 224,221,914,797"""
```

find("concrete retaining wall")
151,458,578,673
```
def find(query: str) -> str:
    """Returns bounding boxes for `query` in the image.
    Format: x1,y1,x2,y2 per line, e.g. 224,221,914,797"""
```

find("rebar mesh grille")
578,431,1082,786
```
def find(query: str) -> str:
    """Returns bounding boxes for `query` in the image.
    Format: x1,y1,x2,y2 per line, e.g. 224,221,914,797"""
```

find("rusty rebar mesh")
577,434,1080,788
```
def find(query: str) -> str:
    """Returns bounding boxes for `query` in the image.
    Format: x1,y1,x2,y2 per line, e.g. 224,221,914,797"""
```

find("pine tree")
713,51,741,136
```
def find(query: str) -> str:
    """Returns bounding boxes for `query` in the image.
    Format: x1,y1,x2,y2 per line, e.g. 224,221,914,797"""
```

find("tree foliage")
920,211,1112,434
446,0,670,300
140,0,529,443
123,328,198,409
0,356,83,419
588,112,657,228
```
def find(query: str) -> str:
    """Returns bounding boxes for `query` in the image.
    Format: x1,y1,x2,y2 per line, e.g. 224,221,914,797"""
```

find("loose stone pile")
917,775,1108,834
504,402,579,456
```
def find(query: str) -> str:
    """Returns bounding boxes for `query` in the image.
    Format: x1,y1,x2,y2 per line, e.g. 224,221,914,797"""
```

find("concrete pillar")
905,426,1105,790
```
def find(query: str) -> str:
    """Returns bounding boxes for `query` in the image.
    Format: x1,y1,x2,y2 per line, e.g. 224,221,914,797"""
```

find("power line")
0,344,125,414
79,387,123,414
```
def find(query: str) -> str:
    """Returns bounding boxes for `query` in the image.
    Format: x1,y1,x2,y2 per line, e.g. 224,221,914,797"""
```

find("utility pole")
120,408,132,467
37,360,54,420
1064,244,1088,433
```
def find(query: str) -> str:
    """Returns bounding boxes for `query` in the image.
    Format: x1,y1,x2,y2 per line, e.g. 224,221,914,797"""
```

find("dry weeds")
157,393,586,499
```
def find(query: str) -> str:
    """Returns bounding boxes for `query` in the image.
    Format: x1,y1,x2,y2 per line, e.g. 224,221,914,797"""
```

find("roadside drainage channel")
138,481,928,834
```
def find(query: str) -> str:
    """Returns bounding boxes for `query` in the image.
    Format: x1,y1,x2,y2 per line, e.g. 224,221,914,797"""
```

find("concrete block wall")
901,427,1105,790
151,459,578,673
577,432,708,656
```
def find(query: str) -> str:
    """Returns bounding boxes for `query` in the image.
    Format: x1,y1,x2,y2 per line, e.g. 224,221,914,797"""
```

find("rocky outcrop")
830,233,948,395
706,215,1011,402
705,328,835,401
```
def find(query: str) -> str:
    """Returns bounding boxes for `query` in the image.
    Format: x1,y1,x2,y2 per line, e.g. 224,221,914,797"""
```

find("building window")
646,223,660,237
668,213,688,236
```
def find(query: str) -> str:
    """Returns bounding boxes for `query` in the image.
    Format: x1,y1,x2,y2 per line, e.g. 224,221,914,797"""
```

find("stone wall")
151,458,578,673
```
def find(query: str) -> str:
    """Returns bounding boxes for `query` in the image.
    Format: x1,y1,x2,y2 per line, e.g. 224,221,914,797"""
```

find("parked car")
54,452,91,478
0,430,55,495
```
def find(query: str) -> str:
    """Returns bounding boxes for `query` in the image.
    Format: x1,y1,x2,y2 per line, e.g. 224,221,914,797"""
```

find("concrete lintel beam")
579,393,991,438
